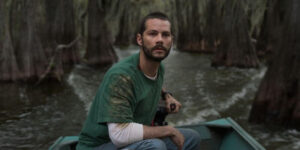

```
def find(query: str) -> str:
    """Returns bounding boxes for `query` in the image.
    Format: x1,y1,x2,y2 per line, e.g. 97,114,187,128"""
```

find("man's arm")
143,125,184,150
108,123,143,148
108,123,184,150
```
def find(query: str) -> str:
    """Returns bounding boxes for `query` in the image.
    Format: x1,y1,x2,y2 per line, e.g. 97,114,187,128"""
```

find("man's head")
138,12,173,36
137,12,173,62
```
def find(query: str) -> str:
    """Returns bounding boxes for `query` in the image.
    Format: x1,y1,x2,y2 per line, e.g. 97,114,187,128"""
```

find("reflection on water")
0,81,86,150
0,46,299,150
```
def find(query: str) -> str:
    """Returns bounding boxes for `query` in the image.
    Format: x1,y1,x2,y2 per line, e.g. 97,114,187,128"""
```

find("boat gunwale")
49,117,265,150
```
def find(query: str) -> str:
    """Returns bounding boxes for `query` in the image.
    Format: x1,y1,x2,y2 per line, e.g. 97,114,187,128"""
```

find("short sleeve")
97,74,135,123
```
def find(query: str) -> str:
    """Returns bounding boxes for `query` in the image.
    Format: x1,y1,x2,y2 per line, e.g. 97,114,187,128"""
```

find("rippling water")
0,46,299,150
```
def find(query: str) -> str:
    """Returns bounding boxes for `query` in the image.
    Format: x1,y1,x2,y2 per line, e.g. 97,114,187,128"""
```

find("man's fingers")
169,103,179,113
170,103,176,112
173,102,181,113
165,96,182,113
171,129,185,150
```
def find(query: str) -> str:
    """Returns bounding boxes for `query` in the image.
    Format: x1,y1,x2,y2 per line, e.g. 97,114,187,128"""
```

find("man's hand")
144,125,184,150
165,94,182,113
169,126,185,150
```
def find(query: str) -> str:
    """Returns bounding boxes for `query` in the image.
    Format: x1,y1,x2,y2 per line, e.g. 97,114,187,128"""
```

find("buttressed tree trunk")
249,0,300,129
84,0,118,66
45,0,80,66
1,0,78,82
256,0,286,58
211,0,259,68
202,0,221,53
175,0,205,52
9,0,48,81
114,0,132,47
0,0,20,81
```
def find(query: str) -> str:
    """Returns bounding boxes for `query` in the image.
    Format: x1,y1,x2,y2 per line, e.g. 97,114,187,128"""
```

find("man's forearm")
143,125,185,149
143,125,175,139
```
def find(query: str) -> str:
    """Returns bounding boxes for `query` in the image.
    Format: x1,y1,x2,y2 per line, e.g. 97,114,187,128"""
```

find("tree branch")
35,36,81,85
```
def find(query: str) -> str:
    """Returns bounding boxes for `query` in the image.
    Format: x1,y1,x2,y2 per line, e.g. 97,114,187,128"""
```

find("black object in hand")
170,103,176,112
153,103,176,126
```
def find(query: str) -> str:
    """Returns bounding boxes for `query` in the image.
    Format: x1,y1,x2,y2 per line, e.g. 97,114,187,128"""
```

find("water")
0,46,299,150
0,81,86,149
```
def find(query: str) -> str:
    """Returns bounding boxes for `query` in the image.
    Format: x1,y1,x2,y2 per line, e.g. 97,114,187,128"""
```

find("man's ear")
136,33,142,46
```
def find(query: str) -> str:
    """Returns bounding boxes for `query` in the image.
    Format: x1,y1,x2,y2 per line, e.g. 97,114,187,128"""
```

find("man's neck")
139,51,160,77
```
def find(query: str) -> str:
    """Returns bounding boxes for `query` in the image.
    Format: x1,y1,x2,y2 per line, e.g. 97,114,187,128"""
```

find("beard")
141,41,171,62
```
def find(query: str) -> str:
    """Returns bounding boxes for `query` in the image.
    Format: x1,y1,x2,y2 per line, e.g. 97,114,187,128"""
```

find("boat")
49,117,265,150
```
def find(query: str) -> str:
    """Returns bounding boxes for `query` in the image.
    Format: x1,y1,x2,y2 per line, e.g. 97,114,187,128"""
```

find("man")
76,12,201,150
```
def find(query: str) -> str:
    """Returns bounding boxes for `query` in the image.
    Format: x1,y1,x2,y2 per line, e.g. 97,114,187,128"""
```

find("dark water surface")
0,47,299,150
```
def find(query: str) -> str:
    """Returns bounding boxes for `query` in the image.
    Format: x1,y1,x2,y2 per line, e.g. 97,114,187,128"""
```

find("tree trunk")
0,0,77,82
114,1,132,47
255,0,287,59
45,0,80,66
202,0,222,53
0,0,20,81
9,0,48,81
175,0,205,52
84,0,118,66
249,0,300,129
211,0,260,68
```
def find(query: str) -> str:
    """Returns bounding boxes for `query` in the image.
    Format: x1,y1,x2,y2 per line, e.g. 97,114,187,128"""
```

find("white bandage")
107,122,143,148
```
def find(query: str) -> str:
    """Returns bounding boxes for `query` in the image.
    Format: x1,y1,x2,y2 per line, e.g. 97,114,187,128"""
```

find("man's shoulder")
107,53,139,76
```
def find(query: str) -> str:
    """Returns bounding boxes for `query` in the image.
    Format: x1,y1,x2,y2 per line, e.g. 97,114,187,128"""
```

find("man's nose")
156,34,163,44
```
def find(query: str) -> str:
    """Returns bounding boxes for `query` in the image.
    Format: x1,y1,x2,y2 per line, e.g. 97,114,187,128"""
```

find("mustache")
151,45,167,51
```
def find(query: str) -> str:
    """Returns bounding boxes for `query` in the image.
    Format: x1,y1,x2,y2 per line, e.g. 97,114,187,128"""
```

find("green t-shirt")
76,53,164,150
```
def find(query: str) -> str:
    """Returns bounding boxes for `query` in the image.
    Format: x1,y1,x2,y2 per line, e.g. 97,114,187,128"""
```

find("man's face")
137,18,173,62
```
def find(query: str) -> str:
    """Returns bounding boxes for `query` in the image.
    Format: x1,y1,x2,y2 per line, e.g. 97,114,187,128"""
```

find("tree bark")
249,0,300,129
84,0,118,66
211,0,260,68
45,0,80,65
255,0,287,58
114,1,132,47
0,0,20,81
9,0,48,81
0,0,79,82
202,0,222,53
175,0,205,52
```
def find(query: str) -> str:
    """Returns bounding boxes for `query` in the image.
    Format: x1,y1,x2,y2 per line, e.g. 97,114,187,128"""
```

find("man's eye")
163,33,171,37
149,32,157,36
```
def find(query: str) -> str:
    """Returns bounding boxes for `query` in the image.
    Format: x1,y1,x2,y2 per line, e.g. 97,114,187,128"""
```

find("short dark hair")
138,12,172,35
